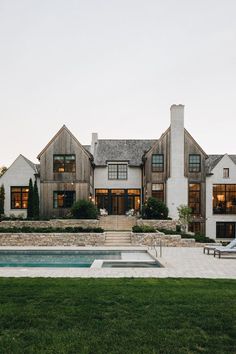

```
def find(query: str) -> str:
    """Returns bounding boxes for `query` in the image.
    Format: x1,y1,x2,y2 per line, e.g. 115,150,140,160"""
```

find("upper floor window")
53,191,75,208
223,168,229,178
189,183,201,215
189,154,201,172
152,183,164,202
53,155,76,173
11,187,29,209
152,154,164,172
108,164,127,180
213,184,236,214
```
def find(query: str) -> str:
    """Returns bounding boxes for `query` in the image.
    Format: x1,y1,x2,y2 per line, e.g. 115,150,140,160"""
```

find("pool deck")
0,246,235,279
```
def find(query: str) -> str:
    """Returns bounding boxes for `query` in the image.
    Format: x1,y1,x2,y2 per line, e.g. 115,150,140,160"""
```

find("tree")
27,178,34,218
142,197,169,220
0,184,5,216
71,200,98,219
0,166,7,177
33,180,40,218
177,204,192,233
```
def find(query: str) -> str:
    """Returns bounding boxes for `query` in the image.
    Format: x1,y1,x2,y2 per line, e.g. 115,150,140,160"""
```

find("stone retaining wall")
0,233,105,246
131,233,196,247
0,219,99,229
137,219,179,231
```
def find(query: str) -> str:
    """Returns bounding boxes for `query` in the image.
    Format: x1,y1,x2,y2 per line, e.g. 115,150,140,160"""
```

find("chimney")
91,133,98,155
166,104,188,219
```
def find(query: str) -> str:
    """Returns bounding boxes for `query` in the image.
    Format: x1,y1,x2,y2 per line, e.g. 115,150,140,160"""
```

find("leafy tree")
33,180,40,218
71,200,98,219
142,197,169,220
0,166,7,177
27,178,34,218
0,184,5,216
177,204,192,233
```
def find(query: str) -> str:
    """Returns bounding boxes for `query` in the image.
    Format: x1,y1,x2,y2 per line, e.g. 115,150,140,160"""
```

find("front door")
111,195,125,215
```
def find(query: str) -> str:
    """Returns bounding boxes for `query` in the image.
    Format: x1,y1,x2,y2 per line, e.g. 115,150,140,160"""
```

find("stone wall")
0,233,105,246
0,219,99,229
131,233,196,247
137,219,179,231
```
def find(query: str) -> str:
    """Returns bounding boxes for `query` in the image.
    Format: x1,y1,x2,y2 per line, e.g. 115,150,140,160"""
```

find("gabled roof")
93,139,157,166
143,127,170,158
184,129,208,158
20,155,38,173
205,154,236,174
37,125,92,160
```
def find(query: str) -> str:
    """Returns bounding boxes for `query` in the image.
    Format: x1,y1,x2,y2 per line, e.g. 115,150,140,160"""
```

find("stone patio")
0,246,235,278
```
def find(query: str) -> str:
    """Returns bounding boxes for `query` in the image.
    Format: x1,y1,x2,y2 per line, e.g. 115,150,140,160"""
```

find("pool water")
0,250,161,268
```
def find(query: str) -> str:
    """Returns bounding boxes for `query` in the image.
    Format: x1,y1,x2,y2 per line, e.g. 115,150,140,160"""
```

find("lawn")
0,278,235,354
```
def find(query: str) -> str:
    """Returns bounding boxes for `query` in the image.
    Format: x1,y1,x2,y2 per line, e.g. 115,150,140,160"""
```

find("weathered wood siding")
39,128,93,217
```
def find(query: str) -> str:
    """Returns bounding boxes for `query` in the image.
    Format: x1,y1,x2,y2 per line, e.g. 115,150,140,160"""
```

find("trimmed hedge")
0,226,104,233
132,225,157,233
157,228,215,243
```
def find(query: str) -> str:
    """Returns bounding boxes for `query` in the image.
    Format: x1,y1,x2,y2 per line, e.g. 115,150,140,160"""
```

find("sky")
0,0,236,167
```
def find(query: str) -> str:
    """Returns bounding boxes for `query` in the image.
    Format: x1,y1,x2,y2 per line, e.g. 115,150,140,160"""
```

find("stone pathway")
0,247,236,278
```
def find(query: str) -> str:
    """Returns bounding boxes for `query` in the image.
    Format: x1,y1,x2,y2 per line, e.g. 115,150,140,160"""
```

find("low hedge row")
132,225,157,233
157,228,215,243
0,226,104,234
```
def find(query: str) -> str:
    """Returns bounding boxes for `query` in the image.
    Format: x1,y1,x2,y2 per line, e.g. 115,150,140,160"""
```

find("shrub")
0,184,5,216
142,197,169,220
0,226,104,233
157,228,215,243
71,200,98,219
132,225,156,233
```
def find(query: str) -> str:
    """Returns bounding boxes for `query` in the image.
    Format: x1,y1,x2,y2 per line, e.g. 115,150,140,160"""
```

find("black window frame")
216,222,235,239
188,183,201,215
108,164,128,180
152,183,164,202
11,186,29,210
53,191,76,208
152,154,164,172
189,154,201,173
53,154,76,173
213,184,236,214
223,168,229,178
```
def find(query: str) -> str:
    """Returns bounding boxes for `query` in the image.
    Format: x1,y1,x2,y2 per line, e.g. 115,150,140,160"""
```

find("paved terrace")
0,246,235,278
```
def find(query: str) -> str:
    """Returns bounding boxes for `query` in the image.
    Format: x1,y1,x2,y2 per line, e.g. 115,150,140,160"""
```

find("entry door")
112,196,125,215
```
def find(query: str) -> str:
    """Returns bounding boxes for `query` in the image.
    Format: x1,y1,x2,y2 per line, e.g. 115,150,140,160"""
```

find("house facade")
1,104,236,241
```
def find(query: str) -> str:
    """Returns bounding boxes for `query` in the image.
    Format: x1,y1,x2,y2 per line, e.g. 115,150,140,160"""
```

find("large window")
11,187,29,209
108,164,127,180
152,154,164,172
213,184,236,214
216,222,235,239
53,191,75,208
152,183,164,202
189,183,201,215
53,155,76,173
189,154,201,172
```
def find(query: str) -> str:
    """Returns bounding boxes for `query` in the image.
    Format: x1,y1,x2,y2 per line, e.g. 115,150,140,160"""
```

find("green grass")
0,278,236,354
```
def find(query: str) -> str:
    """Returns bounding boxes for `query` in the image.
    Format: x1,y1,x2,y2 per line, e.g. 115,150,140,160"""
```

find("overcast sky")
1,0,236,167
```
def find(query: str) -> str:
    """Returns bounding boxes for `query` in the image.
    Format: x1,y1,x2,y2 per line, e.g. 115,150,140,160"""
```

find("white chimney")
166,104,188,219
91,133,98,155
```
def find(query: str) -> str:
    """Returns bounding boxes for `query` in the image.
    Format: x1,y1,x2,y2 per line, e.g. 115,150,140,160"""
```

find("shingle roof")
206,154,236,173
93,139,157,166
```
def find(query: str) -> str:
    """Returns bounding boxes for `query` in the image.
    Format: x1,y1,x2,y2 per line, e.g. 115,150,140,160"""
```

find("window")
189,183,201,215
53,155,76,173
189,154,201,172
11,187,29,209
152,154,164,172
216,222,235,239
108,164,127,180
53,191,75,208
213,184,236,214
223,168,229,178
152,183,164,201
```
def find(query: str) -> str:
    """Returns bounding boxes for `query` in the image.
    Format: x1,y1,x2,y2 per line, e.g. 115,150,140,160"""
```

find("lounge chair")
204,239,236,255
213,239,236,258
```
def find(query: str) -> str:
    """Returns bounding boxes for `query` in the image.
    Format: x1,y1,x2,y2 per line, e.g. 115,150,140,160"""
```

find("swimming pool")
0,249,162,268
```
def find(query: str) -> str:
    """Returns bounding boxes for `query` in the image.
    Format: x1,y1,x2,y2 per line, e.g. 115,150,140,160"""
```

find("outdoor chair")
203,238,236,255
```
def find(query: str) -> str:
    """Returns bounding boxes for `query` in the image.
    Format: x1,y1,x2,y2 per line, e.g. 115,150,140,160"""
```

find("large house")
1,104,236,241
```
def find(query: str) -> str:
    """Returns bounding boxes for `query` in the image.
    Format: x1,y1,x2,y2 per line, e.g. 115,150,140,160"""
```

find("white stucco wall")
167,105,188,219
94,165,142,190
0,155,39,217
206,154,236,239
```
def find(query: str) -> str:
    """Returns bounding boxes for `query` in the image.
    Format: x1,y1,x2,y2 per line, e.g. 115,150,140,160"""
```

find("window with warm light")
11,187,29,209
189,183,201,215
53,155,76,173
53,191,75,208
152,183,164,201
213,184,236,214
